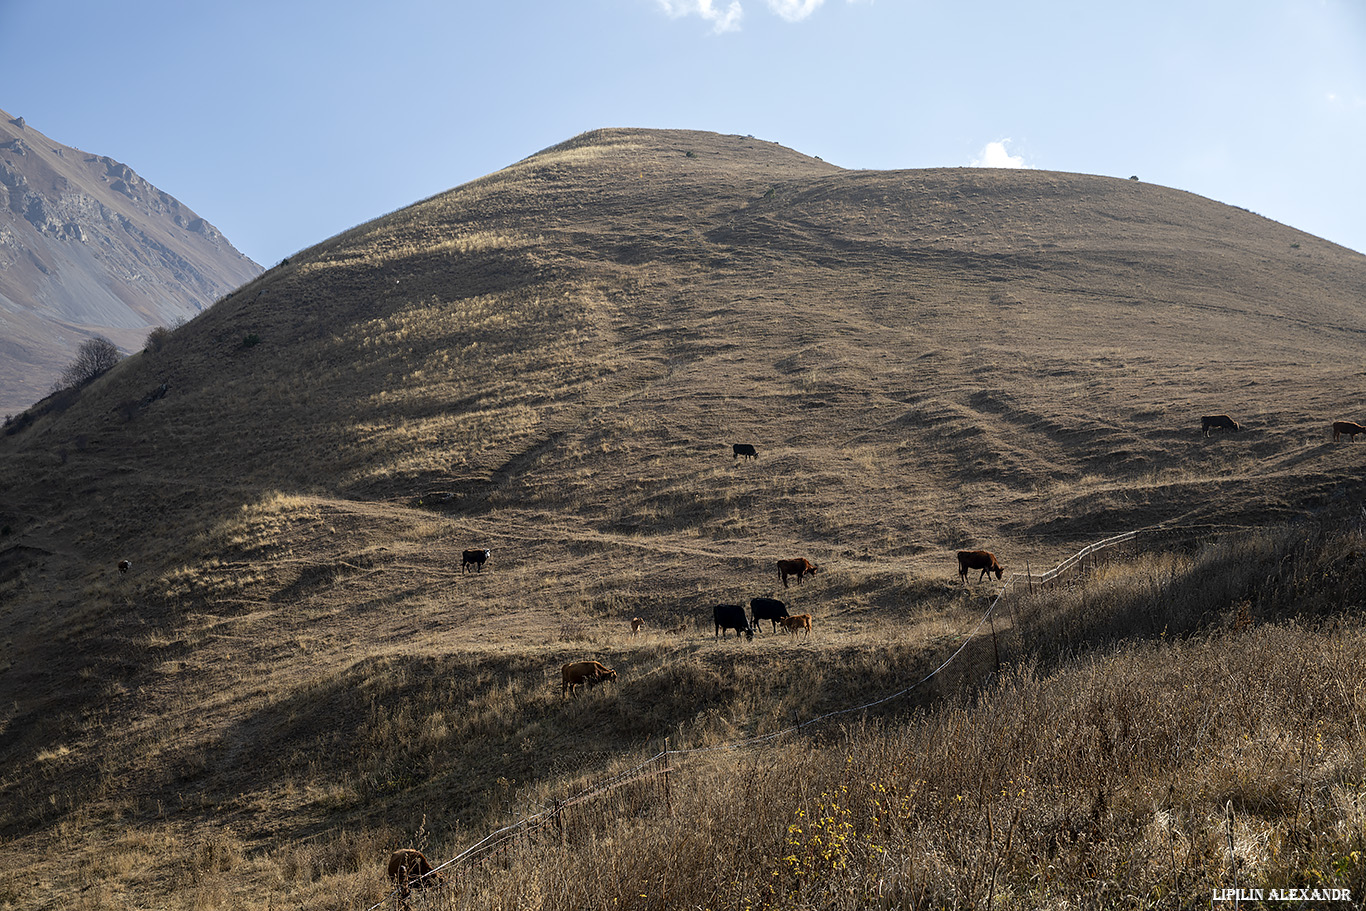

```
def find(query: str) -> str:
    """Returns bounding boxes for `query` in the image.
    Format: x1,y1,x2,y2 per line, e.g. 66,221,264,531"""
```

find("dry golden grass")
2,127,1366,908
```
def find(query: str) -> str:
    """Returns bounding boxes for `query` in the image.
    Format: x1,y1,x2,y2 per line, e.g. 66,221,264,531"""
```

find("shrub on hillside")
54,335,122,391
144,325,172,353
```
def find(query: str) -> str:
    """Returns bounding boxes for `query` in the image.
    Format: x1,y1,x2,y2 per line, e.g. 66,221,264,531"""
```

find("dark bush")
144,325,172,353
56,336,122,391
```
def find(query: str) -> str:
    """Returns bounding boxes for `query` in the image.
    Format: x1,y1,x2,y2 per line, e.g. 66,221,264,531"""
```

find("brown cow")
1333,421,1366,442
630,617,644,634
779,613,812,637
1202,414,1241,435
387,848,441,897
561,660,618,696
957,550,1004,583
777,558,819,588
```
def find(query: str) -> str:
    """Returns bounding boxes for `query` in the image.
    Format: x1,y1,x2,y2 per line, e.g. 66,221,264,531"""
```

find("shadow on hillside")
171,633,1003,839
1009,515,1366,672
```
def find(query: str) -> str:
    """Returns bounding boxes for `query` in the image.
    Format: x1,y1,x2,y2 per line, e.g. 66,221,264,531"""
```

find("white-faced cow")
1202,414,1241,435
117,559,131,575
461,549,490,573
713,604,754,640
631,617,645,635
957,550,1004,583
777,558,819,588
387,848,442,897
561,660,617,696
749,597,790,634
733,443,758,461
1333,421,1366,442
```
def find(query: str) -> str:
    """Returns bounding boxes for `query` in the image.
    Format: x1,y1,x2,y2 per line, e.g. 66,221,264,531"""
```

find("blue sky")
2,0,1363,266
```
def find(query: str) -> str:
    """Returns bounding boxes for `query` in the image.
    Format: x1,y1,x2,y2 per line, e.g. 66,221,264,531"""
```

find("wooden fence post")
990,614,1001,673
662,739,673,818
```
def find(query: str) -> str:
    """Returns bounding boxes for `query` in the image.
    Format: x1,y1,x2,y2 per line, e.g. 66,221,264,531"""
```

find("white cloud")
657,0,744,33
970,139,1030,169
766,0,824,21
658,0,861,30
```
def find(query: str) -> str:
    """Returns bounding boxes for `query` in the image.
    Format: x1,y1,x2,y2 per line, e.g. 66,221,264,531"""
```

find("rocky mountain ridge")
0,109,261,415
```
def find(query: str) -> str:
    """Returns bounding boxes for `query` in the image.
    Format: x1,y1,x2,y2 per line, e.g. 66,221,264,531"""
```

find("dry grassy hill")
2,128,1365,909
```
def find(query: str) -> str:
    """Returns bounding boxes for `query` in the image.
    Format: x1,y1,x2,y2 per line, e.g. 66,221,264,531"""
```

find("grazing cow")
713,604,754,640
779,614,812,637
777,558,819,588
957,550,1004,583
387,848,441,897
1201,414,1241,435
117,560,131,574
461,549,490,573
1333,421,1366,442
749,597,790,634
631,617,645,635
561,660,618,696
732,443,758,461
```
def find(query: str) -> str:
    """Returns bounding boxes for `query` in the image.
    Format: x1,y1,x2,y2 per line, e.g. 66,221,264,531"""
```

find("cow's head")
744,625,755,641
589,668,618,686
992,564,1004,579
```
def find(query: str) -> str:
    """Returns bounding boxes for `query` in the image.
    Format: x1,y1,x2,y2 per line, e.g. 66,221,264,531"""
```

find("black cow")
713,604,754,640
1201,414,1241,435
749,597,790,634
732,443,758,461
462,549,490,573
1333,421,1366,442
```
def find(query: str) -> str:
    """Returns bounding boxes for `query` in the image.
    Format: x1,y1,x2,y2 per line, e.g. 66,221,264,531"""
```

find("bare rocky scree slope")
0,108,261,414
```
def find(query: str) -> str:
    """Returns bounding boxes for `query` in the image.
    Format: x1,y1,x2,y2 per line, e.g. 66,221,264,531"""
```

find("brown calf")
387,849,441,897
561,660,618,696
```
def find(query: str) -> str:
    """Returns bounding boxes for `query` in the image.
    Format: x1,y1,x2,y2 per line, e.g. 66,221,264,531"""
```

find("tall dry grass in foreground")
430,626,1365,910
351,523,1366,911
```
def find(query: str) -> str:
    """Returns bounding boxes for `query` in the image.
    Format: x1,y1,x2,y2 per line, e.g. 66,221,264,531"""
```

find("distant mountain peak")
0,108,261,414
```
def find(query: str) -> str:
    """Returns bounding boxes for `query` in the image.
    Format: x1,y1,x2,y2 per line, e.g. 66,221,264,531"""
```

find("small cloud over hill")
658,0,858,31
971,139,1031,169
657,0,743,32
767,0,823,22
